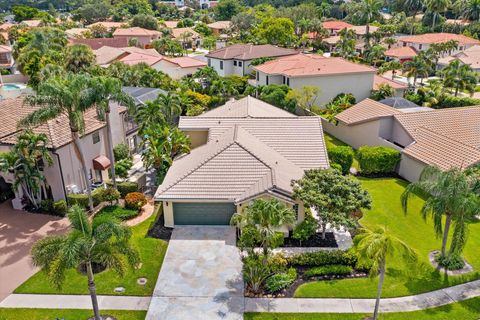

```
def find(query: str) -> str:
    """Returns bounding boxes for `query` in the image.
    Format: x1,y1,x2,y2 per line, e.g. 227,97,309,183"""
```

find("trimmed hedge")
67,188,104,208
288,250,357,267
304,265,353,277
125,192,147,210
357,146,400,175
96,205,139,221
117,181,139,198
328,146,354,175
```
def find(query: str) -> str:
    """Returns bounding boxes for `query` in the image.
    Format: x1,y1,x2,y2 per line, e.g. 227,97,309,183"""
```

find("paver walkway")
145,226,244,320
0,201,69,302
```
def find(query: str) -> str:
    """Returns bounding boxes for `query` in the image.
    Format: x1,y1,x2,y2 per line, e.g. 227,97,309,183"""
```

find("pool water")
2,84,21,91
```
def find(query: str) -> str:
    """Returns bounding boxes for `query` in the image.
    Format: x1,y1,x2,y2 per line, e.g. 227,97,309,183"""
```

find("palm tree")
405,0,425,34
355,227,417,320
231,198,296,256
135,100,166,133
210,78,238,97
441,59,478,96
337,28,357,59
383,37,397,49
401,166,479,258
31,205,139,320
378,61,403,79
403,54,430,86
64,44,96,73
317,2,332,19
366,44,385,67
355,0,383,48
425,0,451,30
20,73,97,211
90,76,135,191
458,0,480,21
157,92,182,125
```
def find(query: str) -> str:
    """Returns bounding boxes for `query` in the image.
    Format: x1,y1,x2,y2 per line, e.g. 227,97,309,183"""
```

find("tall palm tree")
20,73,97,211
366,44,386,67
378,61,403,79
135,100,166,133
401,166,479,258
90,76,135,190
317,2,332,19
405,0,424,34
337,28,357,59
157,92,182,125
441,59,478,96
458,0,480,21
355,227,417,320
231,198,296,256
64,44,96,73
355,0,383,48
31,205,139,320
403,54,431,86
425,0,451,30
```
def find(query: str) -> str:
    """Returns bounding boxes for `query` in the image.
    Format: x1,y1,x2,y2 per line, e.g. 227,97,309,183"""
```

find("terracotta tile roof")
0,23,13,31
69,37,129,50
197,96,296,118
0,98,105,149
349,25,379,36
0,45,12,53
21,20,42,28
65,28,89,38
163,56,206,68
206,44,298,60
170,27,199,39
157,113,329,201
399,33,480,45
207,21,231,30
445,19,471,26
374,75,408,90
87,21,126,30
254,54,376,77
113,27,161,37
385,46,417,58
322,20,353,30
119,52,163,66
335,98,403,125
438,45,480,68
162,20,179,29
94,46,161,66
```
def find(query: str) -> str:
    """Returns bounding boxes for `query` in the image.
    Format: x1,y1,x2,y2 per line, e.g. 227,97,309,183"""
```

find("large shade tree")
31,205,139,320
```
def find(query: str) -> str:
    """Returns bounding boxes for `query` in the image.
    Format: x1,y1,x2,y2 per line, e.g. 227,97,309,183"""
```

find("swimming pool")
2,83,24,90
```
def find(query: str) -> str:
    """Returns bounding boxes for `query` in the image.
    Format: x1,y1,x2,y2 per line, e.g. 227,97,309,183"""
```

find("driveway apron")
146,226,244,320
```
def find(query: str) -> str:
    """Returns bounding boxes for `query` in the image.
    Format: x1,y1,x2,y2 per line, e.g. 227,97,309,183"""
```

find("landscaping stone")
137,278,147,285
114,287,125,293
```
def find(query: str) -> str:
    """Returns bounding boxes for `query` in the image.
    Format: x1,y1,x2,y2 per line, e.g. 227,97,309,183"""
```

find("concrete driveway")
0,201,69,302
146,226,244,320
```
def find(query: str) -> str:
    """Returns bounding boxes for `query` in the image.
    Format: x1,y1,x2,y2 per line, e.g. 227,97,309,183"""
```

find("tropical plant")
64,44,96,73
403,53,431,86
231,198,296,256
337,28,357,59
441,59,478,96
0,130,53,209
285,85,320,112
457,0,480,21
378,61,403,79
156,92,182,125
370,83,394,100
20,73,98,211
424,0,451,30
355,226,417,320
353,0,383,48
31,205,139,320
366,44,386,67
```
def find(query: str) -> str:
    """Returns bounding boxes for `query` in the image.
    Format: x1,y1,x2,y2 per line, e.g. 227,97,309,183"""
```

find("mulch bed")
147,213,173,241
282,232,338,248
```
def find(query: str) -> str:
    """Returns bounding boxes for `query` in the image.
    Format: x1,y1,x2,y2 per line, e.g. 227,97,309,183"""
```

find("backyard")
14,207,168,296
294,177,480,298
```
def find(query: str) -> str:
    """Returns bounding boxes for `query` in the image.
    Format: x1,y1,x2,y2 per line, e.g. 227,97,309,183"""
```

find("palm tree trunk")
86,262,101,320
366,23,370,49
432,15,437,31
105,109,118,191
441,214,452,257
321,222,327,240
455,85,459,97
71,131,94,211
373,260,386,320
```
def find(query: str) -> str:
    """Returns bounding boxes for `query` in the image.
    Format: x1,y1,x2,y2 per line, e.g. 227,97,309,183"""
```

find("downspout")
53,151,68,202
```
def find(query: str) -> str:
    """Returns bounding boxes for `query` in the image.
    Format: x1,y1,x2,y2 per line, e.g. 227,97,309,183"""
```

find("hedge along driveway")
294,178,480,298
14,209,167,296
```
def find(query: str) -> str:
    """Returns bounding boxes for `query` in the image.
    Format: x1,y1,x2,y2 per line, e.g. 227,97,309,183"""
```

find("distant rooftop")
206,44,298,60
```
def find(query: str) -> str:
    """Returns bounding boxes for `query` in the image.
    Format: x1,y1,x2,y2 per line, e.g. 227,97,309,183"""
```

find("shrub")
239,225,262,249
40,199,53,213
125,192,147,210
52,200,68,217
96,205,139,221
357,146,401,175
267,253,288,274
265,268,297,293
91,188,104,206
270,231,285,249
292,215,317,245
303,265,353,277
436,254,465,270
330,163,343,173
67,193,90,208
99,187,120,205
113,143,130,161
243,255,271,293
436,96,480,109
115,158,133,179
288,250,357,267
117,181,138,198
328,146,354,175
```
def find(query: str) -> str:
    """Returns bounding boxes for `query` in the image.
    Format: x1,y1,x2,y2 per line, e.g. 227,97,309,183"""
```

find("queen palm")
442,59,477,96
64,44,96,73
355,227,417,320
378,61,403,80
366,44,385,67
355,0,383,48
90,76,135,190
337,28,357,59
20,73,97,211
157,92,182,125
401,166,479,258
231,198,296,256
31,205,139,320
403,54,430,86
458,0,480,21
425,0,451,30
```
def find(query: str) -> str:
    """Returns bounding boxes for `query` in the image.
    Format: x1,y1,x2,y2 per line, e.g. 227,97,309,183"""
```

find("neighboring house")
65,28,90,39
0,45,14,72
254,54,376,106
397,33,480,55
385,46,417,62
323,98,480,181
154,56,206,79
373,75,408,97
69,37,129,50
438,45,480,71
207,21,231,35
21,20,42,28
321,25,378,54
87,21,126,31
113,27,161,48
163,20,179,29
155,95,329,227
205,44,298,77
171,27,200,48
322,20,353,36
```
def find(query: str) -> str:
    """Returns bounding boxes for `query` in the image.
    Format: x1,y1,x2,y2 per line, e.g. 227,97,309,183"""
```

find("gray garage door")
173,202,236,225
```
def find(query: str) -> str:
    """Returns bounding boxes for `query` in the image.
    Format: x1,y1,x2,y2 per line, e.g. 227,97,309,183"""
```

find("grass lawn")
244,296,480,319
294,177,480,298
14,209,167,296
323,133,359,169
0,308,146,320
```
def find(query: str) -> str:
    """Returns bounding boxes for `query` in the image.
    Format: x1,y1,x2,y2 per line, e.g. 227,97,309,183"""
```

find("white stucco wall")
154,60,203,79
108,102,127,147
208,58,253,76
397,153,426,182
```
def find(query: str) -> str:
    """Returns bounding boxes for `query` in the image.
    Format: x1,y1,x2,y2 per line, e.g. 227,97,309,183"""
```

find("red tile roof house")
397,33,480,56
205,44,298,77
384,46,417,63
322,20,353,36
154,95,329,227
253,54,376,106
113,27,161,48
322,98,480,181
373,75,408,97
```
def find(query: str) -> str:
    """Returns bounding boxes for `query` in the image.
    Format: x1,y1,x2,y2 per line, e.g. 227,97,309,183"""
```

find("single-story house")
397,33,480,55
171,27,200,48
65,28,90,39
322,20,353,36
207,21,231,35
322,98,480,181
69,37,129,50
385,46,417,62
438,45,480,71
162,20,179,29
253,54,376,106
113,27,161,48
154,96,329,227
87,21,126,31
21,20,42,28
206,44,298,77
373,75,408,97
154,56,206,79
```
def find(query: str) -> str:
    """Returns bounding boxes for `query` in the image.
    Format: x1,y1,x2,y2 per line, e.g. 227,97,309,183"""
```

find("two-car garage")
172,202,236,225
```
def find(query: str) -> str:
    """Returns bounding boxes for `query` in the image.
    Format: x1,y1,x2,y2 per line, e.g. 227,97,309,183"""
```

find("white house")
397,33,480,55
153,56,206,79
254,54,376,106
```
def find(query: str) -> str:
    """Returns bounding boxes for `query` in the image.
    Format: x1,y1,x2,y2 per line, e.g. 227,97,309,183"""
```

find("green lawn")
324,132,359,169
15,210,167,296
0,308,146,320
294,177,480,298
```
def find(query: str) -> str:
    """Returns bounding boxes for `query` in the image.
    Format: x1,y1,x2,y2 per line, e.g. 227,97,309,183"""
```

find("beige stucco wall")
398,153,426,182
183,130,208,149
154,60,203,79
